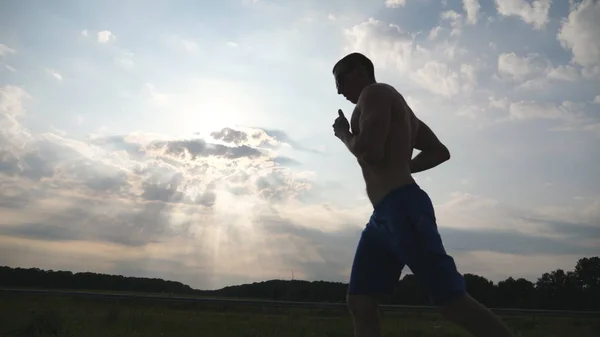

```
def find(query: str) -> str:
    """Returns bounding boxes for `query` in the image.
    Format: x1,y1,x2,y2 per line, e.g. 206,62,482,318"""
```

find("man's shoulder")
358,83,401,105
357,82,402,106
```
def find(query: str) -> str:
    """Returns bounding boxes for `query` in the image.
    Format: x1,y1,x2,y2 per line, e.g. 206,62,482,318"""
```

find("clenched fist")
332,109,350,139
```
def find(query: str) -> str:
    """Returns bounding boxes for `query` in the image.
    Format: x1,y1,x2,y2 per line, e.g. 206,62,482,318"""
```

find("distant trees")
0,267,194,294
1,256,598,310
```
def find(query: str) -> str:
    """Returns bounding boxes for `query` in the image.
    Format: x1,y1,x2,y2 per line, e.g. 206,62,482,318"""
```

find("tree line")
1,256,598,310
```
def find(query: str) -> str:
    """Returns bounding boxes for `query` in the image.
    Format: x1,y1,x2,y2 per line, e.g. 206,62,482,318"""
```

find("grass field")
1,293,598,337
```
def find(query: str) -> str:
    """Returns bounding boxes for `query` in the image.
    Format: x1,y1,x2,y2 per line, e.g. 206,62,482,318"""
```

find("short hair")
332,52,375,81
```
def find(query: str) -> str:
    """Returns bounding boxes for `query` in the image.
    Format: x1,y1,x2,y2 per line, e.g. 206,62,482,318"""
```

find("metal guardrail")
1,288,598,318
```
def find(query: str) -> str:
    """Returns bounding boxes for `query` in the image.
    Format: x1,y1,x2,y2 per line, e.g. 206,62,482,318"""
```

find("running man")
331,52,514,337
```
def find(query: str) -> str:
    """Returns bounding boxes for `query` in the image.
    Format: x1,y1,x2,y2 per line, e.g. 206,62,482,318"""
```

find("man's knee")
437,293,496,326
436,293,515,337
346,294,379,318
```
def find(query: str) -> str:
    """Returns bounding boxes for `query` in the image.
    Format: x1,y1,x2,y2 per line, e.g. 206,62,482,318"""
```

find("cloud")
463,0,481,25
46,69,62,81
0,86,335,289
385,0,406,8
494,0,551,29
115,52,135,70
1,80,597,288
180,38,199,53
545,64,580,81
0,44,16,57
343,17,476,99
557,0,600,75
80,30,88,37
97,30,115,43
435,191,600,253
441,10,463,36
507,101,572,121
594,95,600,104
343,18,417,73
497,52,548,81
0,44,16,73
502,100,599,133
2,0,599,289
428,26,443,40
410,61,476,97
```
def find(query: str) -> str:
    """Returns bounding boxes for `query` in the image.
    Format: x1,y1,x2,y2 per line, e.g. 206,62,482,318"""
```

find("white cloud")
463,0,481,25
460,63,476,92
144,83,171,107
5,65,16,72
428,26,443,40
180,38,199,53
97,30,115,43
441,10,463,36
545,64,580,81
507,100,590,125
0,84,372,288
594,95,600,104
488,96,510,110
494,0,551,29
385,0,406,8
343,18,417,73
557,0,600,72
1,83,597,288
0,85,32,153
80,29,88,37
0,44,16,57
46,69,63,81
115,52,135,70
497,52,547,81
410,61,476,98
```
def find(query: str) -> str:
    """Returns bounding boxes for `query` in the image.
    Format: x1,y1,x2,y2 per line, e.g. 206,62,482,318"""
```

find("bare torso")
350,83,419,206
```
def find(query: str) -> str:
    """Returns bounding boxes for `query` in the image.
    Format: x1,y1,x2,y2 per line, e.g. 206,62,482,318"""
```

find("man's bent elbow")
440,144,450,162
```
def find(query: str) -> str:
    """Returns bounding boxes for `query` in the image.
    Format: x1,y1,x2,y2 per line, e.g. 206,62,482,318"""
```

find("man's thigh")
399,212,467,306
347,223,404,297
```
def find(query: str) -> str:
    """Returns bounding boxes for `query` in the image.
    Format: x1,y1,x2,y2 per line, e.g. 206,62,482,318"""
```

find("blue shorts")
348,183,466,306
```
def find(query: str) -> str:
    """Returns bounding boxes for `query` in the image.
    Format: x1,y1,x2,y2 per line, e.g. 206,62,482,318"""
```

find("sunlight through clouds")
0,0,598,289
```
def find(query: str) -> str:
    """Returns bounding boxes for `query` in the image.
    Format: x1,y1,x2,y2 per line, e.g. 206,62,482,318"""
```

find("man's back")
351,82,419,206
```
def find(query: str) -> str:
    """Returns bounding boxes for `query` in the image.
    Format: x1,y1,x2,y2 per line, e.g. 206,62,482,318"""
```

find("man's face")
334,65,361,104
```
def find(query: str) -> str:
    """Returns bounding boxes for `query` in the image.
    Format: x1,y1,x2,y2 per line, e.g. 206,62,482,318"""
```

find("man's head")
332,52,376,104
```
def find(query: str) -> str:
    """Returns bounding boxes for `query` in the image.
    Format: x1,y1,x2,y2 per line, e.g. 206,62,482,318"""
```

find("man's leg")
346,295,381,337
438,293,515,337
346,220,403,337
403,207,514,337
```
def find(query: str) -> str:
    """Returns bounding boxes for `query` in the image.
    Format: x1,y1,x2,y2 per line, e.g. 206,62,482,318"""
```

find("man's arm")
409,118,450,173
342,86,391,165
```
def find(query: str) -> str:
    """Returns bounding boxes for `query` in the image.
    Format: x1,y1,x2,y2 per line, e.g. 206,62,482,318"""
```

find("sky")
0,0,599,290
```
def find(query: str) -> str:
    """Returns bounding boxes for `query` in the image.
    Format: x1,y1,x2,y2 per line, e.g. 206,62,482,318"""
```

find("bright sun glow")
169,78,263,137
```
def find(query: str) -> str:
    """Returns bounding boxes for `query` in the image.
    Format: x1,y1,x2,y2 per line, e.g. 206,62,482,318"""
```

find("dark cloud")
273,156,301,166
91,135,145,156
255,169,311,203
519,217,600,241
0,199,189,247
260,216,361,281
210,127,248,145
0,189,30,209
153,139,263,159
257,214,599,283
438,226,599,256
260,128,322,154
